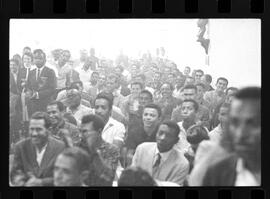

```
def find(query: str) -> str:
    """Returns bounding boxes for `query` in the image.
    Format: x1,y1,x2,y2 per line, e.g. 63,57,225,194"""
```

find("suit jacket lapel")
27,141,40,175
38,138,54,176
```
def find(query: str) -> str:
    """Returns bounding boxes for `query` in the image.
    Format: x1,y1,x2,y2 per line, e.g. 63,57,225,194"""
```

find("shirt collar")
35,143,48,153
36,65,45,73
155,144,173,163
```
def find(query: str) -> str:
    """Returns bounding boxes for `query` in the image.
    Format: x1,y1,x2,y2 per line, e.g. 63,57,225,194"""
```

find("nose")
233,124,248,144
159,134,166,140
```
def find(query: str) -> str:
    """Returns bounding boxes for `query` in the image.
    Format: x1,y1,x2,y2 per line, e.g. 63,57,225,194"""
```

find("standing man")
10,112,65,186
26,49,57,117
201,74,214,92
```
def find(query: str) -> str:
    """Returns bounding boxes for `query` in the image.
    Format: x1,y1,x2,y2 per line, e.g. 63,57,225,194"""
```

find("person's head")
139,90,153,107
90,71,99,84
218,102,230,130
97,74,106,87
185,76,195,86
153,72,161,82
80,114,105,150
130,82,143,97
90,48,95,56
118,166,157,186
195,83,205,100
160,82,174,98
182,84,197,100
29,112,51,148
175,75,185,88
10,59,19,73
156,120,180,153
184,66,191,76
226,87,238,96
115,65,124,75
215,77,228,92
66,88,82,108
53,147,90,186
229,87,261,168
194,69,204,82
33,49,46,68
94,92,113,122
23,46,31,55
142,103,162,129
70,81,83,93
201,74,212,89
133,74,146,86
105,74,119,93
181,99,198,121
22,52,33,68
186,124,209,151
47,101,65,125
167,73,176,85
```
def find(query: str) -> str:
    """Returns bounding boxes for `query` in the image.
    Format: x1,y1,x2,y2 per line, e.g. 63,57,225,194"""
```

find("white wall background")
10,19,260,88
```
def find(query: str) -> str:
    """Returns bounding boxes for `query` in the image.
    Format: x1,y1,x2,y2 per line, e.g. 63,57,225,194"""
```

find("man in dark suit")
202,87,261,186
26,49,57,117
10,112,65,186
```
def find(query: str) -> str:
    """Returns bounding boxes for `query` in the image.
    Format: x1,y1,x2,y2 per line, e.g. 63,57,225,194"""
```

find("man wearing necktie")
26,49,56,117
131,120,190,186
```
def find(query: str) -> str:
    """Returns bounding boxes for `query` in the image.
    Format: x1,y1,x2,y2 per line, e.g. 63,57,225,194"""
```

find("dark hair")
160,120,180,137
71,81,83,89
195,83,205,89
22,52,33,61
185,66,191,71
234,87,261,101
203,74,212,83
160,82,174,91
216,77,229,85
186,125,209,144
131,81,143,90
30,111,51,129
23,46,31,51
59,147,90,173
195,69,204,75
143,103,162,117
95,92,114,110
118,166,157,186
33,49,46,59
81,114,105,133
91,71,99,76
107,74,119,84
225,87,238,95
10,59,19,66
47,101,65,112
183,84,197,93
140,90,153,101
182,99,199,112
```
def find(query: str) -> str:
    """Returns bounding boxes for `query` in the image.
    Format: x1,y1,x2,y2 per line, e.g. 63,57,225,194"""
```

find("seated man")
10,112,65,186
78,114,120,186
53,147,90,186
131,120,189,186
203,87,261,186
46,101,80,145
124,103,162,167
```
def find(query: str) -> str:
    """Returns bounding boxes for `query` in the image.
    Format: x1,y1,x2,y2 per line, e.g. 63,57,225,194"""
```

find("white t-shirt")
102,117,126,144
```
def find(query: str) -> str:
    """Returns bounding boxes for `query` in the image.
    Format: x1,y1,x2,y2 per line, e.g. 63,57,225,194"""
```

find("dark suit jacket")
10,72,19,95
202,154,238,186
27,66,56,115
10,136,65,186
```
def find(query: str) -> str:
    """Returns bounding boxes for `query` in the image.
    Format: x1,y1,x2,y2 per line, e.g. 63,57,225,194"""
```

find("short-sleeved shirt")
125,124,159,150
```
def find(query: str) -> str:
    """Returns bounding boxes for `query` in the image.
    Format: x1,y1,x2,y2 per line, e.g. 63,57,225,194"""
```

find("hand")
25,176,43,187
12,174,26,186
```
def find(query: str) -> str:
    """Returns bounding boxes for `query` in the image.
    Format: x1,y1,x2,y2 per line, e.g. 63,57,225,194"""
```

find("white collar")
155,145,173,163
36,65,45,73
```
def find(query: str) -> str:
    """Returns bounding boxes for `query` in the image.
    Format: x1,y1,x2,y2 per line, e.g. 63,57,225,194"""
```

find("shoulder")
172,149,189,166
48,136,65,148
136,142,156,151
14,138,32,149
108,118,125,128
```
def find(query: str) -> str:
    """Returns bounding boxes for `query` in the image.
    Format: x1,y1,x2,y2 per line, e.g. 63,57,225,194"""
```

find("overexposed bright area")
10,19,261,88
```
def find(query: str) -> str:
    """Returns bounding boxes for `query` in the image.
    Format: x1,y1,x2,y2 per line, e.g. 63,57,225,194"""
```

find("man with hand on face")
203,87,261,186
10,112,65,186
131,120,189,186
124,103,162,167
26,49,57,117
53,147,90,186
78,114,120,186
47,101,80,145
94,92,126,150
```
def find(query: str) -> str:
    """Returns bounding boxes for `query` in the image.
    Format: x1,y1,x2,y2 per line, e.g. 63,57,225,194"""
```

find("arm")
172,160,190,186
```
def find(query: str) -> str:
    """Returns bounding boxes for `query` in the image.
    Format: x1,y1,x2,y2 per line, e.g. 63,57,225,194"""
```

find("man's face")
23,54,32,67
105,78,117,93
54,154,81,186
195,71,203,81
143,108,160,129
80,122,100,149
131,84,142,97
91,73,99,83
185,77,195,85
229,99,261,161
183,88,196,100
139,93,152,107
47,104,62,125
66,89,81,107
29,119,48,147
181,101,196,120
196,85,205,99
167,74,175,84
95,98,111,122
33,52,46,68
160,84,172,98
63,51,71,62
156,124,178,153
10,61,19,73
184,67,190,75
218,106,230,128
216,79,228,92
154,73,161,81
98,75,106,86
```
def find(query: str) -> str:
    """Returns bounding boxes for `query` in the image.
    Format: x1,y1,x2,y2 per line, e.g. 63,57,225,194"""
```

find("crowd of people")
9,46,261,186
